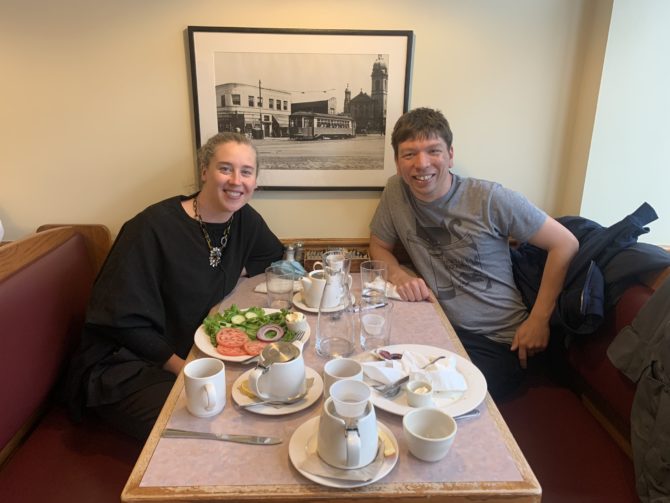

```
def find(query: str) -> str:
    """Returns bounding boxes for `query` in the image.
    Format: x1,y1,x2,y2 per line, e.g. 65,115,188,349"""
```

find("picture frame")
187,27,413,190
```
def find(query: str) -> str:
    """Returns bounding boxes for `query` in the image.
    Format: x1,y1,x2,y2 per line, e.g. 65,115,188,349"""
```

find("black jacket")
511,202,670,337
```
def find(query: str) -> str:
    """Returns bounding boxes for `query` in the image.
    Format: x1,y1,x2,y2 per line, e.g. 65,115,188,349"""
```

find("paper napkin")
362,352,467,392
253,280,303,294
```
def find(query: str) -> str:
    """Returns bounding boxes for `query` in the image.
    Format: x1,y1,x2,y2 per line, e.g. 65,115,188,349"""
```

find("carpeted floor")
497,372,638,503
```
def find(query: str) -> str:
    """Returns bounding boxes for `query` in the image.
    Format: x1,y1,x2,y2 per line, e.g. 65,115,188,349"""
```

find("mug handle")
345,428,361,467
247,367,270,399
202,383,217,411
312,261,324,271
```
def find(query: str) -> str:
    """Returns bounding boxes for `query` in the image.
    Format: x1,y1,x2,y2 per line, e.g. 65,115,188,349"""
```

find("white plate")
231,367,323,416
193,308,311,362
292,292,353,313
288,416,398,488
360,344,487,417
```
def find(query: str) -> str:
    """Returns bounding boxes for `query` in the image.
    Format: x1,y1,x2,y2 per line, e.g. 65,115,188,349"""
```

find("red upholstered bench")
0,226,141,503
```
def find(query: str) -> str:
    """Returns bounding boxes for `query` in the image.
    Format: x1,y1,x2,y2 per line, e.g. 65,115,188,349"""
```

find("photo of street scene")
213,52,389,172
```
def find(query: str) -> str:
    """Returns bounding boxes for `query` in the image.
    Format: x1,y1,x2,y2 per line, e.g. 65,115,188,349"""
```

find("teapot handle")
247,367,270,399
345,426,361,467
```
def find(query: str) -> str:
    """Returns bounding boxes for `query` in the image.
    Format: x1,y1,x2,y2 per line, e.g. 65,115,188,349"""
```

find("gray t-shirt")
370,174,547,344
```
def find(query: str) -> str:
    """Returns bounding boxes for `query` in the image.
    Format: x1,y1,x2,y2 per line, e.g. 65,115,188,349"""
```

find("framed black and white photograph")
187,27,413,190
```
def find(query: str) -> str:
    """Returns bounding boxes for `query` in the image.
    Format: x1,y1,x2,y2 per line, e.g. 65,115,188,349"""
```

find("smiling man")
369,108,578,399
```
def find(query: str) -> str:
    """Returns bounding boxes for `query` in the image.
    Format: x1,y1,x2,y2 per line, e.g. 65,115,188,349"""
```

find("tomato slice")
216,345,248,356
243,340,268,356
216,328,249,348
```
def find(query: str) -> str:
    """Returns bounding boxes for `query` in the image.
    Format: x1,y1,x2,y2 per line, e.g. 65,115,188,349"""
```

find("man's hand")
510,315,550,369
394,271,432,302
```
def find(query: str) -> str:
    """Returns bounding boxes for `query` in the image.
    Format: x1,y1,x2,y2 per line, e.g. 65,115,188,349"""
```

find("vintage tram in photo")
288,111,356,140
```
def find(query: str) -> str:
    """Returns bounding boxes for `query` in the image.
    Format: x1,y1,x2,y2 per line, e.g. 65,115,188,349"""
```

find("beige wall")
1,0,610,241
581,0,670,245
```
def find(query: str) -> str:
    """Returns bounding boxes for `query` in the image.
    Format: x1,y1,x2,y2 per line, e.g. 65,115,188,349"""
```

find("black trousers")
455,329,525,400
93,368,176,442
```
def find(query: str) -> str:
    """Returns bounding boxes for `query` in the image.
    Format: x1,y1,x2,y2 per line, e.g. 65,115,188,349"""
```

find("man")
369,108,578,398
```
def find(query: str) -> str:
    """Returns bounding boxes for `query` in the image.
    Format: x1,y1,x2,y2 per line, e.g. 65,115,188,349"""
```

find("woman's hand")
162,354,186,376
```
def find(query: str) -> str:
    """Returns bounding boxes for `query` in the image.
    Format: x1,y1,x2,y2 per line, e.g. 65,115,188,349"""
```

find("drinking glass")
359,302,393,351
265,265,294,309
360,260,387,305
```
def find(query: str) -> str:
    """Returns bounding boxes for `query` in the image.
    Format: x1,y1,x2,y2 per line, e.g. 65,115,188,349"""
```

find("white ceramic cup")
403,407,457,462
248,344,306,401
317,381,378,469
329,378,371,419
184,358,227,418
406,380,434,408
323,357,364,399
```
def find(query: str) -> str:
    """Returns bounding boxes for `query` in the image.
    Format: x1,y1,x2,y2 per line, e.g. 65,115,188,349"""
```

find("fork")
240,330,306,365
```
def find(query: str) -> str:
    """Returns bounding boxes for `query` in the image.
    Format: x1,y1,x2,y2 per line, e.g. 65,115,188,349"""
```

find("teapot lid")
260,341,300,364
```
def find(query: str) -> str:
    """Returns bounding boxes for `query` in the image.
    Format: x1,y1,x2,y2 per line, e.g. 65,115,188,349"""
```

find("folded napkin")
362,351,467,392
254,280,303,294
364,277,402,300
300,437,386,482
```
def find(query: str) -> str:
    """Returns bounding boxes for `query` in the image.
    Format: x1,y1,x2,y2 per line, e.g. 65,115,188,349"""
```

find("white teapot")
300,270,347,309
248,341,306,401
317,379,378,469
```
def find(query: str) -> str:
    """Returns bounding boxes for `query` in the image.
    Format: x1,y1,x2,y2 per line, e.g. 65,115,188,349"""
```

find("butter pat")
379,430,397,457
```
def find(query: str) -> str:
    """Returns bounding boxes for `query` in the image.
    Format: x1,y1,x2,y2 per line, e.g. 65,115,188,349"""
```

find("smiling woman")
64,132,284,442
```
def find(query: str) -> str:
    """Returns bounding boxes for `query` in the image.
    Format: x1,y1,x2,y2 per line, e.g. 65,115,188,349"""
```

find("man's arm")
510,217,579,368
369,234,432,301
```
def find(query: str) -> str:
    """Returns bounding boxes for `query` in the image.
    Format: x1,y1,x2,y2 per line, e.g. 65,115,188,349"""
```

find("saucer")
288,416,398,488
292,292,352,313
231,367,323,416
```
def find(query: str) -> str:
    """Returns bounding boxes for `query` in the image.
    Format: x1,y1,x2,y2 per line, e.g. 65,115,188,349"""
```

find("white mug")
184,358,226,418
248,343,306,400
323,357,364,399
317,380,378,469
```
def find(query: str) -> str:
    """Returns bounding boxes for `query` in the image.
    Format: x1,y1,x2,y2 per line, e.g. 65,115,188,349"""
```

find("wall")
1,0,607,241
580,0,670,244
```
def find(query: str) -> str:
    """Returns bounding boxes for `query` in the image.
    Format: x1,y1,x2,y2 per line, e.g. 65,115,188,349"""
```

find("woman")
66,132,283,440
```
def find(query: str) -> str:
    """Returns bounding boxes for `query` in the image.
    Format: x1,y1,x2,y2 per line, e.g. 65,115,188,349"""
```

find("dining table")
121,274,541,502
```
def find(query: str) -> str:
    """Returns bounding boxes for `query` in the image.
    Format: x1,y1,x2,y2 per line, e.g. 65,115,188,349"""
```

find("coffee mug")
184,358,227,418
317,379,378,469
247,343,306,400
323,357,364,399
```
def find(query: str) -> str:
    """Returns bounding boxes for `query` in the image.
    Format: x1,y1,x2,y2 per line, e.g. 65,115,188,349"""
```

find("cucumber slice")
230,314,246,325
244,311,259,320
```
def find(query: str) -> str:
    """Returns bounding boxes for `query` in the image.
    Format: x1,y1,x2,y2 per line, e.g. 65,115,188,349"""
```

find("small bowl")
403,407,457,462
406,380,434,408
286,311,308,333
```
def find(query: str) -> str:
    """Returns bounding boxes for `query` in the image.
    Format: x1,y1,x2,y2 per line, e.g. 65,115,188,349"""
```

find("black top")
66,195,283,408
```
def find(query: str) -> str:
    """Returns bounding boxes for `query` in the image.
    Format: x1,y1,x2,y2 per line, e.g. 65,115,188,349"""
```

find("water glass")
265,265,294,309
359,302,393,351
360,260,388,304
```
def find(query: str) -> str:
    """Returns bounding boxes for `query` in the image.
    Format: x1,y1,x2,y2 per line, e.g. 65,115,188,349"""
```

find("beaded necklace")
192,197,233,268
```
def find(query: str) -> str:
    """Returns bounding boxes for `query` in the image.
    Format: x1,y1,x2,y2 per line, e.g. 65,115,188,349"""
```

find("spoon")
238,389,308,409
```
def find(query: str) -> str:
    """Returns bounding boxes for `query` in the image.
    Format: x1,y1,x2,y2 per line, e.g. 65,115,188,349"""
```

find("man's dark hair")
391,108,453,158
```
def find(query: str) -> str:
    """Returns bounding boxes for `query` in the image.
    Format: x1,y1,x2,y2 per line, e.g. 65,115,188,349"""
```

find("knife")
162,428,282,445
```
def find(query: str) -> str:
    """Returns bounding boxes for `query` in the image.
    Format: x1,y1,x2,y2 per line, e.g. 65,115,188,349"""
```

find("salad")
202,305,298,357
